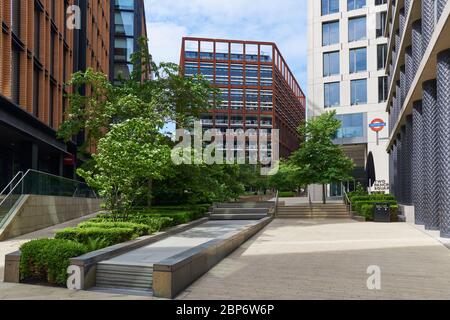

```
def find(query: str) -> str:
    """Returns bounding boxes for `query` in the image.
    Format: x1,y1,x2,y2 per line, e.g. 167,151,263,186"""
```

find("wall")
0,195,102,240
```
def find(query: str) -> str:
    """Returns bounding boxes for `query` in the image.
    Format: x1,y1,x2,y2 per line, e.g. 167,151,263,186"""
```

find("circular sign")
369,118,387,132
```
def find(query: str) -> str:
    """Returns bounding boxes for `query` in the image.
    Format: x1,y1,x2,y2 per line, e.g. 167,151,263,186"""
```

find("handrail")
0,169,30,208
0,171,23,196
342,183,352,213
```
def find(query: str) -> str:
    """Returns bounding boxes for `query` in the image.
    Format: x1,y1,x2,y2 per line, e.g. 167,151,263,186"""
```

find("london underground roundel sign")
369,118,387,132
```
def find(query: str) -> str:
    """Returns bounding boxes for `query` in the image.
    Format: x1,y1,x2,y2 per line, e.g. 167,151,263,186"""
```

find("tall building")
0,0,148,190
180,37,306,159
307,0,390,197
385,0,450,236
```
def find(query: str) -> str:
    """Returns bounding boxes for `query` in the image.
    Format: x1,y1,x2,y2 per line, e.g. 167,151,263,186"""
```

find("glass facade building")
180,38,306,158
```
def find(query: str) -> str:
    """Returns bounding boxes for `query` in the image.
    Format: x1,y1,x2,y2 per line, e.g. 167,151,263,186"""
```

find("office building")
307,0,390,197
0,0,148,190
385,0,450,236
180,37,306,159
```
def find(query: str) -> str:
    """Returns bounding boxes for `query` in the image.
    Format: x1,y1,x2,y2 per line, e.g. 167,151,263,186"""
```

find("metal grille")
437,50,450,237
412,101,425,224
412,20,423,75
423,80,440,231
405,47,413,94
404,116,413,205
422,0,435,56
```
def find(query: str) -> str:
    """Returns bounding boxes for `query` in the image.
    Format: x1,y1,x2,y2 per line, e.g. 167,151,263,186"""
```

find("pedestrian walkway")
179,219,450,300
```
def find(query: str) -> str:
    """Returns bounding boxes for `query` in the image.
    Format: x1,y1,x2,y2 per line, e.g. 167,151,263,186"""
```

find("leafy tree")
58,38,218,214
289,111,355,204
268,162,302,193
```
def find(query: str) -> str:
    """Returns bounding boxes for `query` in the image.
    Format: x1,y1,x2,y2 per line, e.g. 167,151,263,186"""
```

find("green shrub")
20,239,87,285
278,191,296,198
78,221,152,237
353,200,398,213
350,194,395,203
357,204,399,221
55,227,136,247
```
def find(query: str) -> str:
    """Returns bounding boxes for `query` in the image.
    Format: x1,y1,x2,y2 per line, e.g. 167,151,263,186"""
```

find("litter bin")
373,203,391,222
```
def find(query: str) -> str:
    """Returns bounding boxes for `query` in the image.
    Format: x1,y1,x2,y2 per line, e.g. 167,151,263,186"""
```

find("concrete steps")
95,263,153,292
276,204,351,219
210,205,270,220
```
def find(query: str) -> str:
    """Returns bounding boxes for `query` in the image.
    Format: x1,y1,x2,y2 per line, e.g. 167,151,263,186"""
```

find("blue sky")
144,0,308,91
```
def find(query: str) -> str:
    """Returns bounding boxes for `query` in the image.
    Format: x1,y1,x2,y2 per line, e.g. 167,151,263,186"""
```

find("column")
393,143,398,199
399,8,406,37
400,65,406,106
405,46,413,94
412,20,423,75
423,80,440,231
422,0,435,56
396,135,402,203
412,101,425,224
404,116,413,205
437,50,450,237
437,0,448,22
405,0,411,14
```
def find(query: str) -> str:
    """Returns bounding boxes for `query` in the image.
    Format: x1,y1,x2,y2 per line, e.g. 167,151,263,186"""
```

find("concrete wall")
0,195,102,240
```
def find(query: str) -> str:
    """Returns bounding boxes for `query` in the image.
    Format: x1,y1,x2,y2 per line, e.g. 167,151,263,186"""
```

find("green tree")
269,162,302,193
290,111,355,204
58,38,218,214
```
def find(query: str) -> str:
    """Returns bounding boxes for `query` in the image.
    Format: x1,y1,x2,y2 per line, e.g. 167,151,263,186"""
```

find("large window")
34,9,40,59
377,44,387,70
348,16,366,42
378,76,388,102
115,0,135,10
322,0,339,15
348,0,366,11
351,79,367,105
11,0,20,36
114,38,134,62
335,113,365,138
349,47,367,73
376,11,387,38
115,11,134,36
322,21,340,46
375,0,387,5
324,82,340,108
33,67,40,117
11,46,20,105
323,51,340,76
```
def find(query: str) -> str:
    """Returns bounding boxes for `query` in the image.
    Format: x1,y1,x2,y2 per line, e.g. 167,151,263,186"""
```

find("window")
11,0,20,36
351,79,367,105
33,67,39,117
376,12,387,38
322,21,339,46
377,44,387,70
322,0,339,15
349,47,367,73
114,11,134,36
375,0,387,5
324,82,340,108
114,38,134,62
11,46,20,105
378,76,388,102
348,16,366,42
50,31,55,76
323,51,340,76
115,0,135,10
348,0,366,11
34,9,40,59
49,85,54,128
335,113,365,138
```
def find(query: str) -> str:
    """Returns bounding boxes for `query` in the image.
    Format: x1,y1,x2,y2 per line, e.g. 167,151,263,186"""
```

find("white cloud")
144,0,307,90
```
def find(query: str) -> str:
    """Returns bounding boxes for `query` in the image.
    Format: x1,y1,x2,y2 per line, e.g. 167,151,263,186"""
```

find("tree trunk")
322,184,327,204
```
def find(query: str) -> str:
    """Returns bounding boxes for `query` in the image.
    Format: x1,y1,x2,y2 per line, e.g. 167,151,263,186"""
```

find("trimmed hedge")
350,194,396,202
20,239,87,285
360,204,399,221
55,227,137,247
353,200,398,213
78,221,152,237
278,191,296,198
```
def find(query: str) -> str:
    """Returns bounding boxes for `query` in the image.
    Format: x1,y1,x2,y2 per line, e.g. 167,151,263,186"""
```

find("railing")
0,171,23,197
274,191,279,218
0,169,97,228
342,183,352,215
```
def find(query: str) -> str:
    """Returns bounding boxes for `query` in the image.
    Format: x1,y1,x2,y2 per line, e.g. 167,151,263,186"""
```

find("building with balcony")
180,37,306,159
307,0,390,198
384,0,450,236
0,0,148,190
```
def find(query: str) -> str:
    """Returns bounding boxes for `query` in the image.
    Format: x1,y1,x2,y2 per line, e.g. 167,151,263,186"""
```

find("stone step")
277,214,351,219
213,208,269,215
210,214,268,220
216,202,274,209
96,263,153,292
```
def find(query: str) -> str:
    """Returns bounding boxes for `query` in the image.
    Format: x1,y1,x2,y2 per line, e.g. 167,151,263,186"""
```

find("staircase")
209,202,273,220
276,203,351,219
95,262,153,293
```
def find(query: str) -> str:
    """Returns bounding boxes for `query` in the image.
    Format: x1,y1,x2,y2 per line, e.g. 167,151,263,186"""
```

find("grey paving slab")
101,220,257,267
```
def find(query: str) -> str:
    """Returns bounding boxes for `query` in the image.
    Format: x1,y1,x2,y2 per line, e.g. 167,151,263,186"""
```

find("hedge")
278,191,296,198
360,204,399,221
350,195,395,202
353,200,398,213
77,221,152,237
55,227,137,247
20,239,87,285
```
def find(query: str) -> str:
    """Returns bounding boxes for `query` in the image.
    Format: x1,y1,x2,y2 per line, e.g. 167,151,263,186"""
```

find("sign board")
369,118,387,132
371,180,389,193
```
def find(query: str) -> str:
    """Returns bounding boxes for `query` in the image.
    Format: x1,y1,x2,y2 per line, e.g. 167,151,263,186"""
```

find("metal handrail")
274,190,279,218
0,170,30,208
0,171,23,196
342,183,352,213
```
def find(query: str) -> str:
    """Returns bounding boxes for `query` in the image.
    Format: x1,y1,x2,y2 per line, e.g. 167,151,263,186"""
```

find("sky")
144,0,308,91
